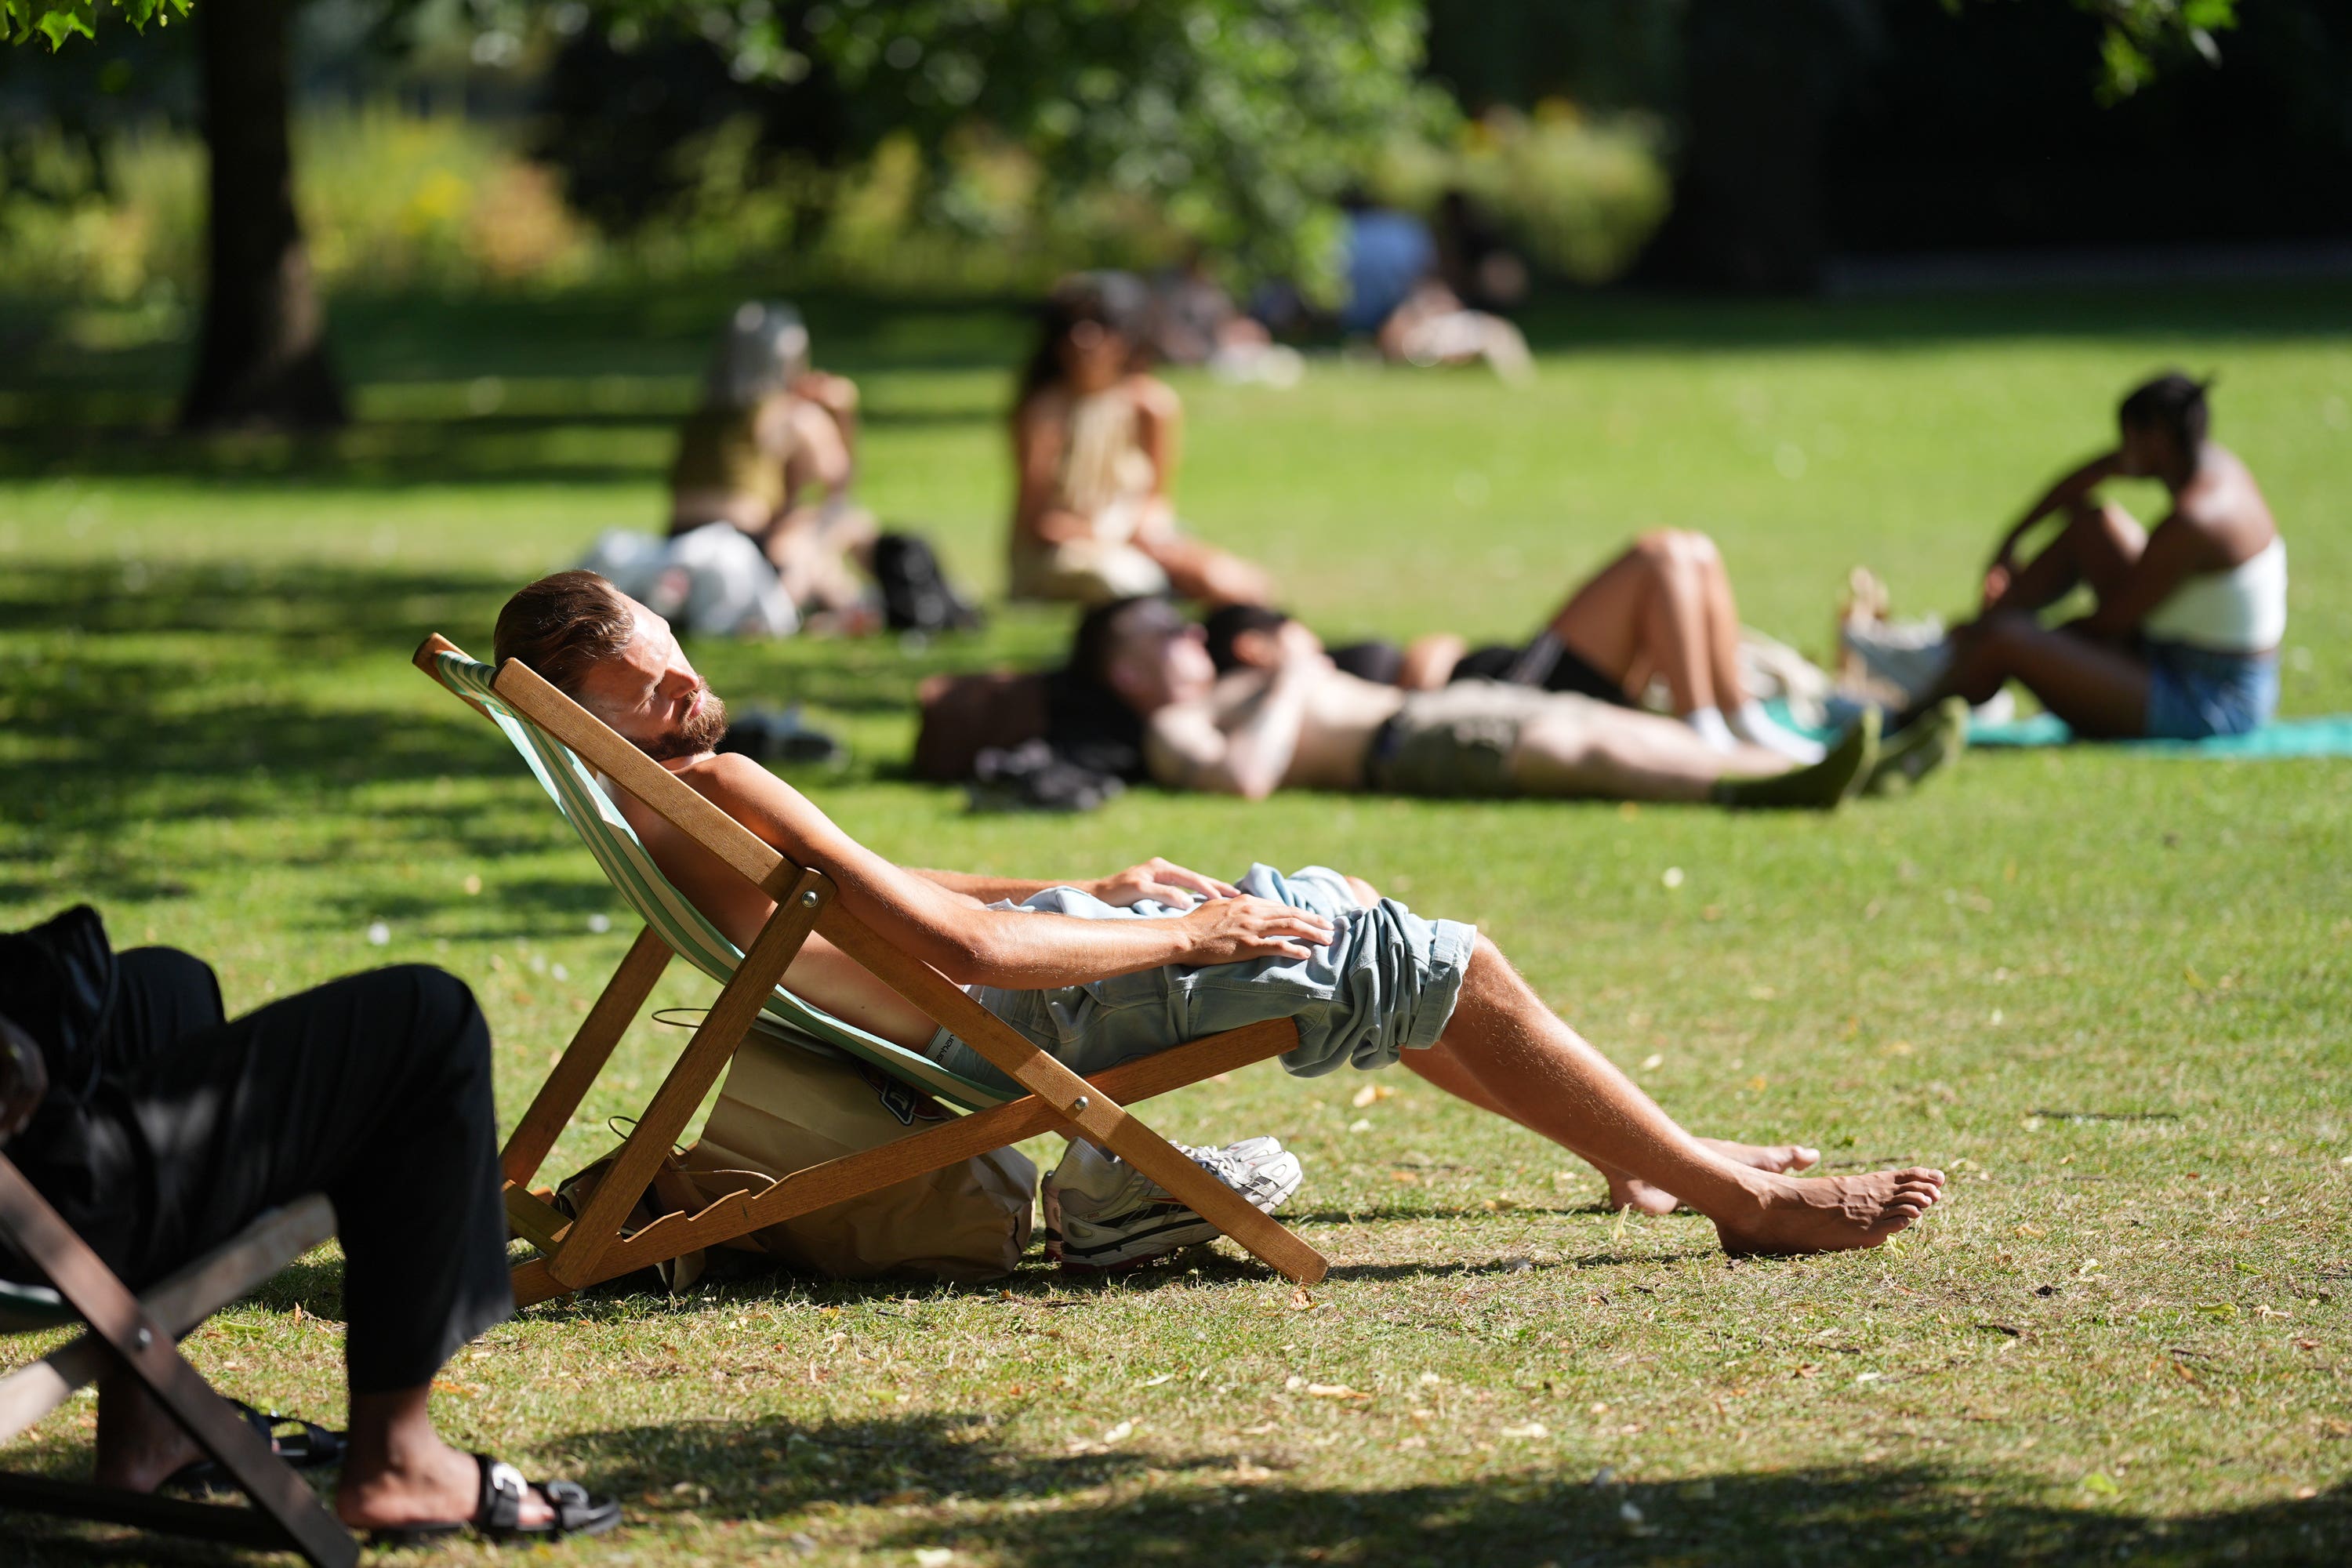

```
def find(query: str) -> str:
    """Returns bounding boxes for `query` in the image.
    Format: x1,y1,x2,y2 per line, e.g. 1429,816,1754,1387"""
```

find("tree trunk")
180,0,347,431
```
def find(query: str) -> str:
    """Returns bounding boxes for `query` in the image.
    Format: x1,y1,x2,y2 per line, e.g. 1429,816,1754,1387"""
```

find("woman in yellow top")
669,301,874,621
1007,273,1274,608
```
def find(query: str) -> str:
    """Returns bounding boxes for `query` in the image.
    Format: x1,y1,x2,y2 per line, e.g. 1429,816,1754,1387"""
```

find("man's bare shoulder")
667,750,808,817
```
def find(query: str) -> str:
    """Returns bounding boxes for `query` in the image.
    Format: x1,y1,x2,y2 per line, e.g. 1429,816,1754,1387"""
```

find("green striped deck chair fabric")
426,651,1011,1112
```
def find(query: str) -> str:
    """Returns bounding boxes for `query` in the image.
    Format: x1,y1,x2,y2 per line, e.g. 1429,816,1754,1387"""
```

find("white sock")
1732,699,1826,764
1684,706,1740,753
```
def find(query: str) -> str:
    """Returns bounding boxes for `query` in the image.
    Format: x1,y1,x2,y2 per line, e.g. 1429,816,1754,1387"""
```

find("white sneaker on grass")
1040,1136,1305,1271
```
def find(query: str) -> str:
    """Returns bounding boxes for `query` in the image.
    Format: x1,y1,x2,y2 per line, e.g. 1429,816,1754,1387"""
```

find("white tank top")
2141,537,2286,654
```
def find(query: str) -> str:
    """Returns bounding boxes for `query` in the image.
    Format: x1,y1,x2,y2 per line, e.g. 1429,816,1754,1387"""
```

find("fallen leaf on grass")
1138,1372,1173,1387
916,1550,956,1567
1351,1082,1396,1109
1306,1384,1369,1400
2082,1472,2121,1497
1498,1421,1549,1439
1289,1287,1316,1311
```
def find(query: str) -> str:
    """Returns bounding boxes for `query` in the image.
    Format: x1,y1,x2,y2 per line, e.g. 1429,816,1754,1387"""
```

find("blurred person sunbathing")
669,300,877,622
1084,597,1962,808
488,570,1947,1248
1007,272,1274,608
1210,529,1828,764
1896,372,2285,739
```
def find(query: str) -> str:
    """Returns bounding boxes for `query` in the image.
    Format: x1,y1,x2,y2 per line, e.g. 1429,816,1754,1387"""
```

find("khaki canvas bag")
561,1029,1036,1287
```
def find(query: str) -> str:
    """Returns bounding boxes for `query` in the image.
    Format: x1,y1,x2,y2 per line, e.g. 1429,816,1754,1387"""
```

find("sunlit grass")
1,283,2347,1565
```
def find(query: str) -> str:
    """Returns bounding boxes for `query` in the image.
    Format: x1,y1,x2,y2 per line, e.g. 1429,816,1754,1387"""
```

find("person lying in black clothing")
0,906,622,1545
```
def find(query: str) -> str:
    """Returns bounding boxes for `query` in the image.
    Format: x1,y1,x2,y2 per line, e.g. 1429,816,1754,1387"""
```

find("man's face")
1106,602,1215,713
572,601,728,760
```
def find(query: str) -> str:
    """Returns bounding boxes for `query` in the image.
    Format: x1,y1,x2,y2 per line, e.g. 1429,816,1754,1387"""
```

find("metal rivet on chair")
1070,1095,1089,1112
132,1326,152,1350
800,890,821,909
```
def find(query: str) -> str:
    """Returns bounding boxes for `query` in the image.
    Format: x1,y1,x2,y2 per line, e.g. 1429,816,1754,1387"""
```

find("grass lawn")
2,280,2349,1566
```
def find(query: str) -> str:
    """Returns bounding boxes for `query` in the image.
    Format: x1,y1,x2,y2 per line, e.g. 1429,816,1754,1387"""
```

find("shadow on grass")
539,1415,2351,1568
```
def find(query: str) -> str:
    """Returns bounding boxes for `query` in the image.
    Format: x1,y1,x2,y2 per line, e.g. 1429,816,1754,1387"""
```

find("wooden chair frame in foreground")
414,635,1329,1306
0,1143,353,1566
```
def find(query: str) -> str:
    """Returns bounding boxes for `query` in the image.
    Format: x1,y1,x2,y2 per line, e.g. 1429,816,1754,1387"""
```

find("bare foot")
1602,1139,1822,1215
93,1375,206,1493
1711,1167,1946,1256
336,1443,555,1532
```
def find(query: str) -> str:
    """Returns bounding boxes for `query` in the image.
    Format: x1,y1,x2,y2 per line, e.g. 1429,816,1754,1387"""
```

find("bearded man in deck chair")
491,572,1946,1260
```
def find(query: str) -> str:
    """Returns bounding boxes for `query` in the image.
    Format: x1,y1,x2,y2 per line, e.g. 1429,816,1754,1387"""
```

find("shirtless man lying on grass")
1076,597,1964,808
490,570,1945,1255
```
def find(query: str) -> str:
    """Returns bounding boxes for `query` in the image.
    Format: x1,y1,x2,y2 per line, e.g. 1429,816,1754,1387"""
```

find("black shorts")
1448,639,1635,708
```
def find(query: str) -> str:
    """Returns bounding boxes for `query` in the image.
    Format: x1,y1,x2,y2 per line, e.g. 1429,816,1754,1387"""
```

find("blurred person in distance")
1891,372,2285,741
1007,271,1276,608
668,300,877,628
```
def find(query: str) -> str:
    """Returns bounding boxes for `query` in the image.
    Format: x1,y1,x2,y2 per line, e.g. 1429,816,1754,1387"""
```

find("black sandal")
368,1453,622,1546
160,1399,343,1495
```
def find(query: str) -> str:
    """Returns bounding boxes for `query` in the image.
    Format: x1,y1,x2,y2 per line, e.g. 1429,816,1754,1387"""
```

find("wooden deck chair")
413,634,1328,1305
0,1029,354,1564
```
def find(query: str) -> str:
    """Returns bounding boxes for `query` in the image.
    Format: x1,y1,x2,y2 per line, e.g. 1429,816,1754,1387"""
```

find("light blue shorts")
2143,641,2279,741
924,864,1477,1094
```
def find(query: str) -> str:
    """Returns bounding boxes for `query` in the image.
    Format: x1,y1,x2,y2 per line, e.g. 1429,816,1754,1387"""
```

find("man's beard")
636,685,729,761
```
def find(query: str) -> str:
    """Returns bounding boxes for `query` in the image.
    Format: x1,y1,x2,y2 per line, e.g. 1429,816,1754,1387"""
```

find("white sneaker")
1040,1136,1305,1270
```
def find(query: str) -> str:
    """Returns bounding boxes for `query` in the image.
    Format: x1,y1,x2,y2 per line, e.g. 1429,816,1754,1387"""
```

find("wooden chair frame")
0,1168,354,1566
415,635,1329,1305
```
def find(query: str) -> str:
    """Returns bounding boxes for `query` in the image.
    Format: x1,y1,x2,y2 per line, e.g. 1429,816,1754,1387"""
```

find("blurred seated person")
1339,192,1532,384
1205,530,1826,763
1896,372,2285,739
1078,597,1966,808
1009,273,1274,608
670,300,876,623
0,907,620,1544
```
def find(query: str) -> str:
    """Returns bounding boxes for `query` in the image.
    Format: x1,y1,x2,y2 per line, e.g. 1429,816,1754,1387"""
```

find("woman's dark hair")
2118,371,2213,452
1014,270,1152,409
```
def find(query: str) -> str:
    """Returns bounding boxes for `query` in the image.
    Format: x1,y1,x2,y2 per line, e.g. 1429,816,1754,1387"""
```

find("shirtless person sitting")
1080,597,1963,808
488,571,1946,1251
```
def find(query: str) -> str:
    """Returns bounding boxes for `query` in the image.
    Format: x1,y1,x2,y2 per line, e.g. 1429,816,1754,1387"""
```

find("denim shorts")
2143,641,2279,740
924,865,1478,1094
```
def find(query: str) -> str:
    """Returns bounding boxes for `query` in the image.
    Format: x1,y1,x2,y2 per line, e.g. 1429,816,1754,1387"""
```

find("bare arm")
1994,451,2122,568
673,755,1325,987
772,397,852,525
792,369,860,488
1011,399,1098,546
2078,514,2227,638
1146,637,1327,801
909,859,1243,908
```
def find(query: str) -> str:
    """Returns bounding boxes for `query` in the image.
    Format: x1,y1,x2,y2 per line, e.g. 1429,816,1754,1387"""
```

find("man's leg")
1417,938,1942,1254
88,964,568,1530
1397,1036,1817,1214
1505,700,1790,803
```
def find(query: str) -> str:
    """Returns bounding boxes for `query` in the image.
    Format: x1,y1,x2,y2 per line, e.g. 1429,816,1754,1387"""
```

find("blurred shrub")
0,108,593,302
1378,103,1671,285
0,103,1171,304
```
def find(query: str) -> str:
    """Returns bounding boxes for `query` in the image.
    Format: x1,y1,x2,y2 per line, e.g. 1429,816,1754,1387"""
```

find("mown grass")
1,281,2348,1566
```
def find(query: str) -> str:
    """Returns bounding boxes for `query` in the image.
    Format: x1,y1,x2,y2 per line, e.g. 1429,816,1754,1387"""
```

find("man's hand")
1087,858,1243,909
1177,895,1334,967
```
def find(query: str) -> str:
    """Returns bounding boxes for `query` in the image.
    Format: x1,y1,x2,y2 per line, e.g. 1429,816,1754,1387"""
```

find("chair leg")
543,872,832,1290
501,924,672,1189
0,1162,357,1568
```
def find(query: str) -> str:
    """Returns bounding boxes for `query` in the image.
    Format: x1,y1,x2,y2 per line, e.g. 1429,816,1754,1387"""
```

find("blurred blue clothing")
1341,209,1437,333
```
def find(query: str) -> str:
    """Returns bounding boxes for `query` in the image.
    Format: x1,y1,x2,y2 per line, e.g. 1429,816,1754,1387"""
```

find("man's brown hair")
493,571,636,697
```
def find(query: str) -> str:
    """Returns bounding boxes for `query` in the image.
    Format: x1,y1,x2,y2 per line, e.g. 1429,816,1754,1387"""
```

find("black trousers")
9,950,512,1394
